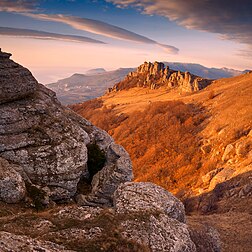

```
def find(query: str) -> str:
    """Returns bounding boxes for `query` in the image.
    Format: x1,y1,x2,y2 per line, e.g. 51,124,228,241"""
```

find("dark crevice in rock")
26,183,47,211
87,143,106,183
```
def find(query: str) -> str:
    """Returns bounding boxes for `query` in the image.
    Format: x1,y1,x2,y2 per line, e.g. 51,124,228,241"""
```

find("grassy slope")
70,72,252,252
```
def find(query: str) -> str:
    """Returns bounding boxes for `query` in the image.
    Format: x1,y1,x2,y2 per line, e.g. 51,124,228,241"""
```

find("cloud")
25,13,179,54
0,27,106,44
0,0,37,13
0,0,178,54
107,0,252,50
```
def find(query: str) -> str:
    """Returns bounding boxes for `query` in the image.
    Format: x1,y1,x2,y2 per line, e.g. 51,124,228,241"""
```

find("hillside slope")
71,70,252,195
47,68,134,104
48,62,247,105
70,70,252,252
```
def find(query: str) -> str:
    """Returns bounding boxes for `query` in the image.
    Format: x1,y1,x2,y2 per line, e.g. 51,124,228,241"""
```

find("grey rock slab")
0,157,26,203
114,181,185,223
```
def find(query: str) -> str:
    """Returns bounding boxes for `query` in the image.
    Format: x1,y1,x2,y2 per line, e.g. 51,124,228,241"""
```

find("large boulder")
0,157,26,203
113,182,195,252
114,182,185,223
118,213,196,252
0,49,37,104
0,49,132,204
0,231,73,252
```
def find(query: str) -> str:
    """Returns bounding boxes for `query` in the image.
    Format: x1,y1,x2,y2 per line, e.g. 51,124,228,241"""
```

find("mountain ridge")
47,62,248,105
47,67,134,104
109,61,212,93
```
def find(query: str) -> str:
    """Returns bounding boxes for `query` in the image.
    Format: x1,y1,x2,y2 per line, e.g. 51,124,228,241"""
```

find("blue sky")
0,0,251,83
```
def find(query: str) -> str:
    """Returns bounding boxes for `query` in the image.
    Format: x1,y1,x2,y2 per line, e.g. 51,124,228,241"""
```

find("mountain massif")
0,50,224,251
163,62,249,79
71,61,252,252
47,63,248,105
108,61,212,93
47,68,134,105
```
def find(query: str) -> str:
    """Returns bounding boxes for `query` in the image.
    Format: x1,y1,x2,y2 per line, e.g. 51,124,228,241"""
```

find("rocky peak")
137,61,166,75
0,48,38,104
109,61,212,93
0,48,12,59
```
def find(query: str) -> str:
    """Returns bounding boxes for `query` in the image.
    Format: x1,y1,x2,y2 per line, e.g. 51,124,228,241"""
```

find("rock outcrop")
0,184,197,252
114,182,185,223
0,49,37,104
109,61,212,93
0,231,73,252
0,49,217,251
0,157,26,203
0,49,133,205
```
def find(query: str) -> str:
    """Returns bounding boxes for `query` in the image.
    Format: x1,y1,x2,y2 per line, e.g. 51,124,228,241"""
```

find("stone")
0,48,38,104
202,168,223,185
120,213,196,252
0,50,132,203
78,143,133,206
222,144,235,161
209,167,235,190
235,138,252,157
0,157,26,203
114,182,185,223
0,231,73,252
189,222,221,252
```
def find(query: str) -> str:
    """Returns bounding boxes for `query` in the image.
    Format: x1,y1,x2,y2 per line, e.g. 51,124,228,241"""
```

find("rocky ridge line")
109,61,212,93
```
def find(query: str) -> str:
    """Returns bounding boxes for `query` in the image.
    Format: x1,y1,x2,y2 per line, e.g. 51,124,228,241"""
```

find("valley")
70,62,252,251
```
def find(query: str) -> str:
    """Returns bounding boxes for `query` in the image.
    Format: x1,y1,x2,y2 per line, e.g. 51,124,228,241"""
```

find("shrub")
208,90,215,99
71,99,208,194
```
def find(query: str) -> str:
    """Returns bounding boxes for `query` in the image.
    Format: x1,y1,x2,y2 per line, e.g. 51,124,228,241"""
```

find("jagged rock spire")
109,61,212,93
0,48,12,59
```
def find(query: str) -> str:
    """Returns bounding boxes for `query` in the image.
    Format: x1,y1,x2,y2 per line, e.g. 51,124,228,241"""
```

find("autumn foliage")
70,99,208,195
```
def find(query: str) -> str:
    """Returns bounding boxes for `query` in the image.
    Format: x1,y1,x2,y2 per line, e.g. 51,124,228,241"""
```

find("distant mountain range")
86,68,106,75
47,63,249,105
47,68,134,104
163,62,249,79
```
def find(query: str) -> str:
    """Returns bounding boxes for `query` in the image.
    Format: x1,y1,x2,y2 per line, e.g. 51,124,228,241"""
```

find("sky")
0,0,251,83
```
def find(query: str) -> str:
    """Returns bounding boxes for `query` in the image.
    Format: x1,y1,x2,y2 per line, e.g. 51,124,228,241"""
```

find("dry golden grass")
71,72,252,195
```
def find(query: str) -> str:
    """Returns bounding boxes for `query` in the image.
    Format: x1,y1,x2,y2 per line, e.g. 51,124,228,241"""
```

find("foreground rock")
0,157,26,203
0,49,132,205
0,231,73,252
109,61,212,93
114,182,185,223
114,182,195,252
0,183,197,252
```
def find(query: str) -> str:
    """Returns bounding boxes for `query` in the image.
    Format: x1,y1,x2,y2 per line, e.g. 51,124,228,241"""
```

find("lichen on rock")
0,49,132,205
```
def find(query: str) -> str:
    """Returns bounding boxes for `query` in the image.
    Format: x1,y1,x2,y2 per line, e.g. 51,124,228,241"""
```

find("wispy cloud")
0,27,106,44
0,0,179,54
0,0,37,13
107,0,252,56
25,13,179,54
